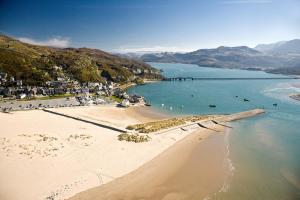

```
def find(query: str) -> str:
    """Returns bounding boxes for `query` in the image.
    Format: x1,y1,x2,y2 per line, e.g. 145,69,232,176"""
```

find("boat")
243,98,250,102
145,103,151,106
209,104,216,108
273,103,278,107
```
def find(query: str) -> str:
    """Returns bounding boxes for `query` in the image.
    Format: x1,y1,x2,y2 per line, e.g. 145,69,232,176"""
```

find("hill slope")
0,35,162,85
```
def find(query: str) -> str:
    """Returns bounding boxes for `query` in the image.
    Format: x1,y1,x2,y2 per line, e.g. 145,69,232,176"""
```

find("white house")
17,93,26,99
121,99,130,107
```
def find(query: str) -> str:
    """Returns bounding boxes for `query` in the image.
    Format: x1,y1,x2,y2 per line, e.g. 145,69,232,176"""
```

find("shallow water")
128,62,300,199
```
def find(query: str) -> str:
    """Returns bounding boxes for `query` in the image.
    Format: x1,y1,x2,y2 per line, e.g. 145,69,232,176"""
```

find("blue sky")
0,0,299,52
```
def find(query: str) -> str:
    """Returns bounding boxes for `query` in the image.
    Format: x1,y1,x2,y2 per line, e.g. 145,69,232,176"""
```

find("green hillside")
0,34,163,85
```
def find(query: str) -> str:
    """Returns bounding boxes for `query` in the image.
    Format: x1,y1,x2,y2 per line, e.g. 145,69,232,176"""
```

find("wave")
219,127,235,192
263,86,300,93
203,127,235,200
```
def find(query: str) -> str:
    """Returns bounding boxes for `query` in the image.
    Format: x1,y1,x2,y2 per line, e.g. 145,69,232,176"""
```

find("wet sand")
70,126,228,200
290,94,300,101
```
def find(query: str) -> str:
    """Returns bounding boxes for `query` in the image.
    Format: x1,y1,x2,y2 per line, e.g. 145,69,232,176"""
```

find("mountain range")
0,34,162,86
126,39,300,75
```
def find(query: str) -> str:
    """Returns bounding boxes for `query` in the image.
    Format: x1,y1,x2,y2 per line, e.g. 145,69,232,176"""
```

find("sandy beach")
0,104,264,200
69,127,228,200
0,105,201,200
68,109,264,200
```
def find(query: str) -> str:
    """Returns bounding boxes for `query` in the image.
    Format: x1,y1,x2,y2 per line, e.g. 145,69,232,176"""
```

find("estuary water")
128,62,300,200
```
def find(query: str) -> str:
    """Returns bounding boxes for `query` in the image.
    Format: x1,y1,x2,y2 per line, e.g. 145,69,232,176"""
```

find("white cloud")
221,0,272,4
114,46,194,53
18,37,70,48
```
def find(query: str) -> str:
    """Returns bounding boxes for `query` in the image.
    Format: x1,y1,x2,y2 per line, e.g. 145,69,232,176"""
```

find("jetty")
163,77,299,81
155,109,265,135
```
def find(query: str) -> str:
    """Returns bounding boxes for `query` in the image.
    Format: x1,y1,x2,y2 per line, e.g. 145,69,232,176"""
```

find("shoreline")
0,105,264,200
68,109,264,200
290,94,300,101
70,127,229,200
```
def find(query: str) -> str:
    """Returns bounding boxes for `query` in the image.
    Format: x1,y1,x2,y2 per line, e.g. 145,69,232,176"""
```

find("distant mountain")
255,39,300,54
139,41,300,75
142,46,284,70
0,34,162,85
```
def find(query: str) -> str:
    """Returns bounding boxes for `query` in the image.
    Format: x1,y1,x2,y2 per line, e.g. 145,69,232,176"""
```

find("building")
17,93,26,99
121,99,130,107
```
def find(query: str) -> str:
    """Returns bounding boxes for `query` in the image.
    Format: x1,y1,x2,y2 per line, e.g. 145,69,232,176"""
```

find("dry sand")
0,105,198,200
69,127,228,200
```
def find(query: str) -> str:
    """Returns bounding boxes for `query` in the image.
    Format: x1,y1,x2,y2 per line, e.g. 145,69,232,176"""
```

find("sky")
0,0,299,52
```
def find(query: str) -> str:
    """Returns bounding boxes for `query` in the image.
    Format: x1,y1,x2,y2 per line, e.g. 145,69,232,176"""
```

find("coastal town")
0,71,148,112
2,1,300,200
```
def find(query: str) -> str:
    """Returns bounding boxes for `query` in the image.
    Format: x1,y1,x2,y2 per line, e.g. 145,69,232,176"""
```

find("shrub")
118,133,151,143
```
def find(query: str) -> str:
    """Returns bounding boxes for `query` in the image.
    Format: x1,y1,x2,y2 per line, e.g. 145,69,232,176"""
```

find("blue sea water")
128,62,300,199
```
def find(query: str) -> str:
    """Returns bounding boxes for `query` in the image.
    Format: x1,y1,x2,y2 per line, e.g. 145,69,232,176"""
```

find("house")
0,72,7,79
57,77,65,82
16,80,23,86
108,84,114,90
53,65,63,70
29,87,37,96
71,80,80,86
129,94,145,103
88,82,100,88
46,81,68,88
94,84,103,92
95,98,105,104
54,87,65,95
3,87,15,97
133,69,142,75
0,73,7,84
37,88,45,95
121,99,130,107
81,87,89,95
17,93,26,99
